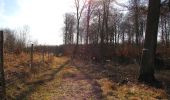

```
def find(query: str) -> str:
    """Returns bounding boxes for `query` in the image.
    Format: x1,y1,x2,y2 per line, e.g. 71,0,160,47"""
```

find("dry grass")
4,52,62,99
4,54,169,99
97,78,168,100
74,59,169,100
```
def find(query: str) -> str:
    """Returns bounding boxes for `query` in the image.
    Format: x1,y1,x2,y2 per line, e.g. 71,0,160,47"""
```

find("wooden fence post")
47,48,50,61
30,44,33,68
42,46,45,64
0,31,6,100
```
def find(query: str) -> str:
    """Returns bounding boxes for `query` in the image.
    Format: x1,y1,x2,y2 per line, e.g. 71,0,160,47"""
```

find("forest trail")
6,55,168,100
24,57,102,100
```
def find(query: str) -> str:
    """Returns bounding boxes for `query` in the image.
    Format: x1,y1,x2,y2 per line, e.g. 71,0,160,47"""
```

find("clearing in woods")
6,54,169,100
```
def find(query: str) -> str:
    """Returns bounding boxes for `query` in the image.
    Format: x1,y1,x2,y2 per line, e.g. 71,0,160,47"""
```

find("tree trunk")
134,0,140,45
86,0,92,44
161,16,165,45
138,0,160,83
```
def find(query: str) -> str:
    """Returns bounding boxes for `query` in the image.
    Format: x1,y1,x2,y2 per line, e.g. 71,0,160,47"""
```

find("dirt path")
25,58,103,100
7,56,168,99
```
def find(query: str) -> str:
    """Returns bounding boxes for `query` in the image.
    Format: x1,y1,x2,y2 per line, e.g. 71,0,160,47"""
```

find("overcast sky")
0,0,75,45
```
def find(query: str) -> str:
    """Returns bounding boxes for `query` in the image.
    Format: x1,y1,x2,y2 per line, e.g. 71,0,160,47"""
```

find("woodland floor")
5,53,170,100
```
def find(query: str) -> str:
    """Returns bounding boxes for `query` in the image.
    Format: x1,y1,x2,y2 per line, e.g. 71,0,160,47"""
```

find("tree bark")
86,0,92,44
134,0,140,45
138,0,160,83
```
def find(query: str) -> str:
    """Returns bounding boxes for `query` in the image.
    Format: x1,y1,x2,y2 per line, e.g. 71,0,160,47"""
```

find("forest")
0,0,170,99
63,0,170,85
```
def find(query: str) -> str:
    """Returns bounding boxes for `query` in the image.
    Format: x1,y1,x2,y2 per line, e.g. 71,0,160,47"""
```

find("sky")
0,0,74,45
0,0,128,45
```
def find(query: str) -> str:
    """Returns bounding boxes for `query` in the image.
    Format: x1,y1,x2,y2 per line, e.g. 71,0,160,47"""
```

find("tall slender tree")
63,13,75,45
75,0,87,45
72,0,87,59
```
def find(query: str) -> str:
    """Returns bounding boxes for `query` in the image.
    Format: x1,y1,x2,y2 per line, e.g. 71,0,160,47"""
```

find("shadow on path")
15,61,69,100
72,62,104,99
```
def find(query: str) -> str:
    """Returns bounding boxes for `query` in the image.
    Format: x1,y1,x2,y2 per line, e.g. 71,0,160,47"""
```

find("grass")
74,59,169,100
5,52,69,99
96,77,168,100
4,53,169,99
27,70,63,100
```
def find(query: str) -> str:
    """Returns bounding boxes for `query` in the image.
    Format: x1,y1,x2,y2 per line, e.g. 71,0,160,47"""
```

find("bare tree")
3,29,16,53
72,0,87,59
16,25,30,52
75,0,87,45
127,0,140,45
85,0,96,44
63,13,75,45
